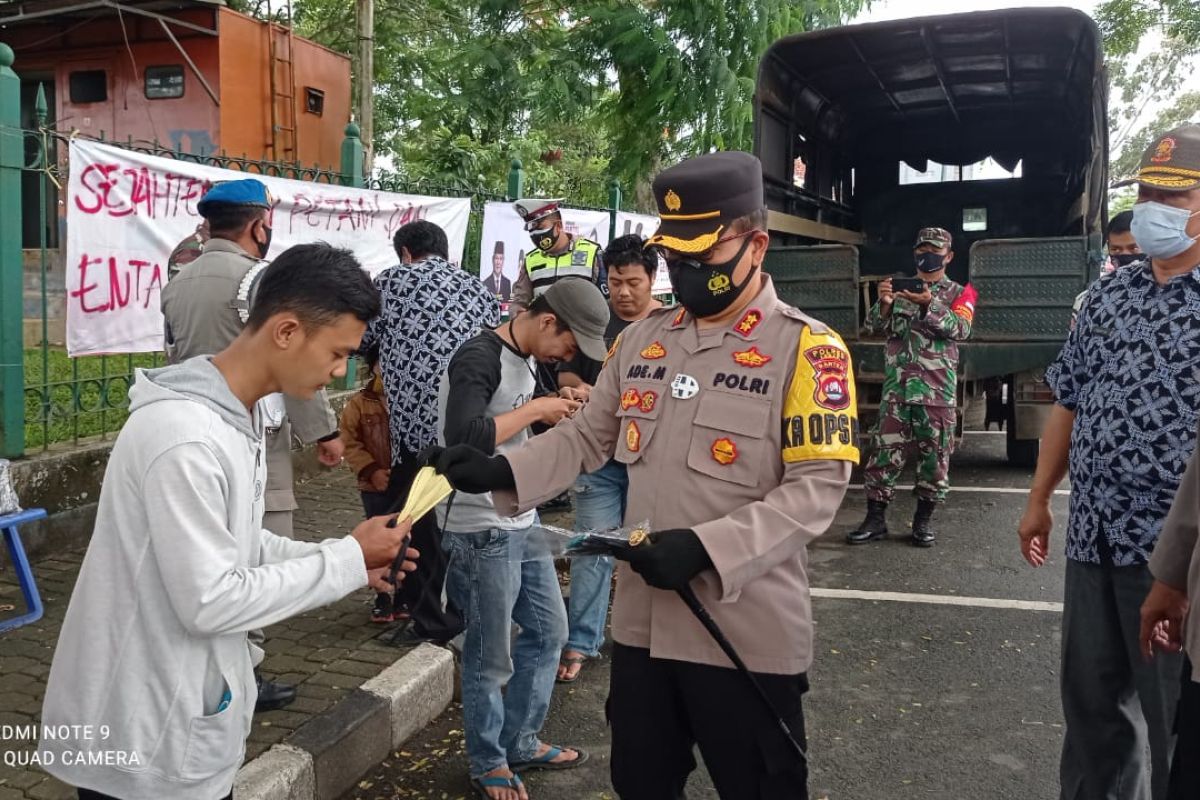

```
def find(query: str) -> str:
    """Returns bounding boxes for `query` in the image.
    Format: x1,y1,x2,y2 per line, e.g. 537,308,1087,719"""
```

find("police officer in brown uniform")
428,152,859,799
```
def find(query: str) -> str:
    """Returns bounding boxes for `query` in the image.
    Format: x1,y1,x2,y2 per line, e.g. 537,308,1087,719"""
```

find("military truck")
754,7,1107,465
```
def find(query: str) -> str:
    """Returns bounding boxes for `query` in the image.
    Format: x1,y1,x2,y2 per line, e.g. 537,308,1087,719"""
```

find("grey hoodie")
40,357,367,799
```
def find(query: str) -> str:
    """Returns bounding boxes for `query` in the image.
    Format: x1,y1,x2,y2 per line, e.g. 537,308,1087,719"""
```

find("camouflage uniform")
862,278,975,503
167,226,209,281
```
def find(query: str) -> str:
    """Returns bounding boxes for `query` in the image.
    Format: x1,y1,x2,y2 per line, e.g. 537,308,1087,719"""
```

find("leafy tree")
279,0,863,208
1096,0,1200,184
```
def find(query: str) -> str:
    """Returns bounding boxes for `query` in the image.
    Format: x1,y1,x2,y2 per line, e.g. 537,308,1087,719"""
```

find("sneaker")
371,592,394,624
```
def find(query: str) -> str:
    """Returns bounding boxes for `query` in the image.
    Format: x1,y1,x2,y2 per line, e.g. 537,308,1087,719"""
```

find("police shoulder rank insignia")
639,391,658,413
671,307,687,327
804,344,851,411
711,437,738,465
734,309,763,336
732,346,772,368
621,387,641,411
626,420,642,453
640,341,667,359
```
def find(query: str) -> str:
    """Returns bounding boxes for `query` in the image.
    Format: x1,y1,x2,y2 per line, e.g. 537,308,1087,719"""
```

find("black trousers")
377,450,463,640
1169,659,1200,799
78,791,231,800
608,643,808,800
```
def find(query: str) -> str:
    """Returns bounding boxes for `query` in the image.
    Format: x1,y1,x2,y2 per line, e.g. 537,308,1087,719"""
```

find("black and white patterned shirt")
359,256,500,462
1047,259,1200,566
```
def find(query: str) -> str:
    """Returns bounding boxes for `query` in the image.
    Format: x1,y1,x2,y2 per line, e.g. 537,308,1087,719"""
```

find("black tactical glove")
617,528,713,591
419,444,515,494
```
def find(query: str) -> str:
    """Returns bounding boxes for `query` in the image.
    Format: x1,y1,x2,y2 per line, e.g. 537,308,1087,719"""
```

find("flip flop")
471,773,525,800
511,744,590,772
556,654,586,684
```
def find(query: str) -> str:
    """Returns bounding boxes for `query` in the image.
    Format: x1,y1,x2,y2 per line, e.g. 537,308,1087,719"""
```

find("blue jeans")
566,460,628,657
443,525,568,778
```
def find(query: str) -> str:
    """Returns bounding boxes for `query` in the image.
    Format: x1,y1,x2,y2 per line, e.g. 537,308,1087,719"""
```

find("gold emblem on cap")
1152,137,1177,164
664,189,682,212
629,528,648,547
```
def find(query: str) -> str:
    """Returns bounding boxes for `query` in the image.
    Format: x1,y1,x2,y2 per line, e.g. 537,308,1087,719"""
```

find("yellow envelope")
398,466,453,522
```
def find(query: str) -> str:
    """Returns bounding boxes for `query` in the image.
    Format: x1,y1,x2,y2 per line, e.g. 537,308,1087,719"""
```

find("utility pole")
356,0,374,174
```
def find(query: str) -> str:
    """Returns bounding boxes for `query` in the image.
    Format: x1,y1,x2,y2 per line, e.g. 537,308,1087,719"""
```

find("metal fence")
0,51,631,459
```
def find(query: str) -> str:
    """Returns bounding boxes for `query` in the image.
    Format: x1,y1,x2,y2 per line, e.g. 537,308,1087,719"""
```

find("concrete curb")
234,643,455,800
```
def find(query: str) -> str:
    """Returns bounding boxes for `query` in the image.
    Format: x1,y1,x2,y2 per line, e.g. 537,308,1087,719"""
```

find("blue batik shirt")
1046,259,1200,566
358,256,501,463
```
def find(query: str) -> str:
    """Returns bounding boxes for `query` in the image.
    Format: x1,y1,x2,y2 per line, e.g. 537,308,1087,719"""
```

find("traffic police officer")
510,197,606,312
160,179,343,711
430,152,859,799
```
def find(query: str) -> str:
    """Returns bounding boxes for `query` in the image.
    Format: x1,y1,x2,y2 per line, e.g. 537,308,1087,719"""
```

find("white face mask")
1131,201,1200,260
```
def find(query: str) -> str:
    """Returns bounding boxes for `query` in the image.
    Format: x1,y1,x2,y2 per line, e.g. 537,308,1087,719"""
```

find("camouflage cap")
914,227,952,249
1113,124,1200,192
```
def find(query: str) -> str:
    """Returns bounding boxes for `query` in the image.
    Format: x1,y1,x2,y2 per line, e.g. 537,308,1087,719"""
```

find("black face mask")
256,223,273,259
1111,252,1142,268
530,225,557,252
915,252,945,273
667,236,757,318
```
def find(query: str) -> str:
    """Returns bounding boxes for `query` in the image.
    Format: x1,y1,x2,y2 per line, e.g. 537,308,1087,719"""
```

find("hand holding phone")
891,277,926,294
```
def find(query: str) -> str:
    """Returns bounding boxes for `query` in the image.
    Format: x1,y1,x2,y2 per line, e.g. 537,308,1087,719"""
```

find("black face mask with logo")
914,251,945,273
667,236,757,318
530,225,557,252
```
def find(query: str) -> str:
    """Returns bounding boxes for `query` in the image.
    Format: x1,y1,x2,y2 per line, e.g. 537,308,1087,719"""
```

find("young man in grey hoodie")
39,243,418,800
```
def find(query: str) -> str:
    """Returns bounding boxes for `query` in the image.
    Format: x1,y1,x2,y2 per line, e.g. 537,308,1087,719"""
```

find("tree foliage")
1096,0,1200,183
275,0,864,208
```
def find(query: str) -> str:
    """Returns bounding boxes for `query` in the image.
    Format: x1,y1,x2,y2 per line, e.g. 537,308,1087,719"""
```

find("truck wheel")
1006,427,1039,468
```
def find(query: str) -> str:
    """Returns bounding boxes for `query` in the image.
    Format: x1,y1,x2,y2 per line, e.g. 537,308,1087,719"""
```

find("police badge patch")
804,345,851,411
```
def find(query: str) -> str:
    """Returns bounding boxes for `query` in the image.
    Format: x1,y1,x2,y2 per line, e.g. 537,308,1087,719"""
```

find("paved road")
343,431,1070,800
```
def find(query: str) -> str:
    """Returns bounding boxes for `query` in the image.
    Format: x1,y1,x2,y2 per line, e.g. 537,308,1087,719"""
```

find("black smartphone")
891,277,927,294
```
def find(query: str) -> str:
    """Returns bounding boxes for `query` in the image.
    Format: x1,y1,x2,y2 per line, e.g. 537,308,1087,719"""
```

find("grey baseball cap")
541,278,610,361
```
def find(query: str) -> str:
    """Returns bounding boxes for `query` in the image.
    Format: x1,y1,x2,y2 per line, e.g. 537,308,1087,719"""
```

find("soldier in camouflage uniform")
166,220,210,281
849,227,977,547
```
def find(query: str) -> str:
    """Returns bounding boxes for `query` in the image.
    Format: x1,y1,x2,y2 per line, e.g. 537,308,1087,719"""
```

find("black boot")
911,499,937,548
847,500,889,544
255,669,296,713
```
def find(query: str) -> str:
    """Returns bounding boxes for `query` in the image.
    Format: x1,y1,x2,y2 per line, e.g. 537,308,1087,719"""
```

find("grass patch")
23,348,164,449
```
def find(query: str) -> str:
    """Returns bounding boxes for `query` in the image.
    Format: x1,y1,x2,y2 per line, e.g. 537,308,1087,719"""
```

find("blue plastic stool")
0,508,47,634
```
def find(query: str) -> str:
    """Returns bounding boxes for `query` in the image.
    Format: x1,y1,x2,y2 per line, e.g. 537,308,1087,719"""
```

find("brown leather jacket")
340,387,392,492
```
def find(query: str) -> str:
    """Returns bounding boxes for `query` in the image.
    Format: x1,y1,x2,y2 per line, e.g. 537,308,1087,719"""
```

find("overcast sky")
854,0,1096,23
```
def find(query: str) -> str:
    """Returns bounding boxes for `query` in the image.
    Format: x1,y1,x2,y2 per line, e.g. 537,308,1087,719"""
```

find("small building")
1,0,352,344
1,0,350,167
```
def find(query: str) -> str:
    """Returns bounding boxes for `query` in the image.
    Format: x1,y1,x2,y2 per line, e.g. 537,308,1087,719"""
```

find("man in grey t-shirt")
435,279,608,798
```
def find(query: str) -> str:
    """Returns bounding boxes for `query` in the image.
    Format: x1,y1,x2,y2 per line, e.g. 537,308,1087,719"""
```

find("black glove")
617,529,712,591
421,444,515,494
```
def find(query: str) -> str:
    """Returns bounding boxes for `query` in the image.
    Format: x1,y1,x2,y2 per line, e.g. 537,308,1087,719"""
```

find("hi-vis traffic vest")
525,237,601,297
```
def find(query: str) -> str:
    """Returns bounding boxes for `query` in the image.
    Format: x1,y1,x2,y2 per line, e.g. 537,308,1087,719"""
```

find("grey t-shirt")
436,331,537,531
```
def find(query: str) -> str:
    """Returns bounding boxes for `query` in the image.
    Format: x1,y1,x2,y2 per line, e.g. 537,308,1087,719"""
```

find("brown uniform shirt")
495,276,859,674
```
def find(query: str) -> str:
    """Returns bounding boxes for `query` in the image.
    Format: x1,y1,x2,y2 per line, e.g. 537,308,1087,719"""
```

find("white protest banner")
66,139,471,356
478,201,611,312
615,211,671,295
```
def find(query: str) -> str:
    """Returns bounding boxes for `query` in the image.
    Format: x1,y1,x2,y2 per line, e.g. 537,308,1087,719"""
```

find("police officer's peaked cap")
647,151,766,254
514,198,564,229
197,178,274,217
1113,124,1200,192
